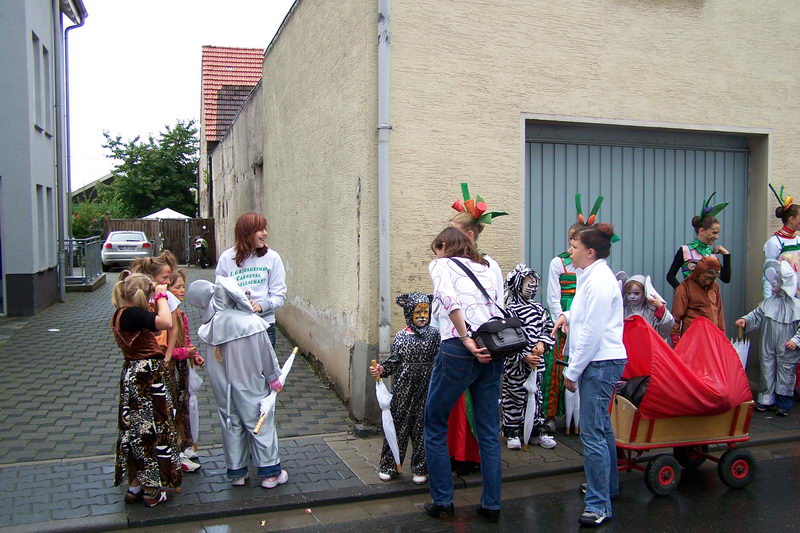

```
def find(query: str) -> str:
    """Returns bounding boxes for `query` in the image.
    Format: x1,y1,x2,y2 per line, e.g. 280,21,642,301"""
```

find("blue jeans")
579,359,626,517
267,324,276,348
424,339,504,510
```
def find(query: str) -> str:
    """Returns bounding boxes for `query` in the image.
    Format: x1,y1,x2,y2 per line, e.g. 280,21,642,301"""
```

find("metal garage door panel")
527,141,748,333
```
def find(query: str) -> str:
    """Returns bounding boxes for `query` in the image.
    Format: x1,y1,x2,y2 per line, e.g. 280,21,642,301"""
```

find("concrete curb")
16,428,800,531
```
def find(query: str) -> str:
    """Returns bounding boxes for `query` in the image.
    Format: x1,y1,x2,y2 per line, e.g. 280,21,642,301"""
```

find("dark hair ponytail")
776,204,800,223
574,223,614,259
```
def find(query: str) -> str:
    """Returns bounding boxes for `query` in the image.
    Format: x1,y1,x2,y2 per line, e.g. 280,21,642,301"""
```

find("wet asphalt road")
282,455,799,533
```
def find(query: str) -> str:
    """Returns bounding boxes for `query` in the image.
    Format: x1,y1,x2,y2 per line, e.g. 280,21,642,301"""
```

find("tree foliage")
101,119,199,218
70,197,125,239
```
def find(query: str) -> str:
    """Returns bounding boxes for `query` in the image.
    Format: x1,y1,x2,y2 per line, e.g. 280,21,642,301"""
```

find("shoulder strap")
449,258,508,317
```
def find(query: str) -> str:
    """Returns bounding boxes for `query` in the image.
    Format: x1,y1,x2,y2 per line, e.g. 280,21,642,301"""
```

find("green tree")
70,198,125,239
102,119,199,218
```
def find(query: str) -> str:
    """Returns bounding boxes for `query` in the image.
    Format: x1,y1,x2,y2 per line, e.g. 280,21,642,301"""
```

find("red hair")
234,212,268,267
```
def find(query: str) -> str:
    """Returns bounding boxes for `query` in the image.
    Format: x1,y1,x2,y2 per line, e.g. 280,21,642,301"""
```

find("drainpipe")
53,0,86,301
377,0,392,356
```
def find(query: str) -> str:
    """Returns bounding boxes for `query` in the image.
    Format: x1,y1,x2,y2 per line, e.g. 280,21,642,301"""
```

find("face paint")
412,303,430,327
625,282,645,307
521,276,536,300
169,277,186,300
154,266,172,285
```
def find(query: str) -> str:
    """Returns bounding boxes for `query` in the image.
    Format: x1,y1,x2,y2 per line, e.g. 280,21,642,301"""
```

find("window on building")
43,46,52,135
32,32,43,130
37,185,46,265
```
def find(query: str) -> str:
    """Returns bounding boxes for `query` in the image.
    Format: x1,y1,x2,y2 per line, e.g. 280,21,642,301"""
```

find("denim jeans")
424,339,504,510
578,359,626,517
267,324,276,349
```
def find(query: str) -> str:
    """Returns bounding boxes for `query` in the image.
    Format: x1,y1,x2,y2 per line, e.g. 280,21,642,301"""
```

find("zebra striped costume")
502,265,555,440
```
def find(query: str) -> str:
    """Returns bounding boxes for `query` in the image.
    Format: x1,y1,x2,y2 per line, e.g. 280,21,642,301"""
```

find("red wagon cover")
621,315,752,419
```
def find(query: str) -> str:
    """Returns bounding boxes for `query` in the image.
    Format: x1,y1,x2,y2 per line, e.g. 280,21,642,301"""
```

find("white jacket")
215,247,287,327
562,259,626,382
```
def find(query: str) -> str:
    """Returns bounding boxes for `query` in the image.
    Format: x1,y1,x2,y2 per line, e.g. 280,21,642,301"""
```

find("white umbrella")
187,365,204,444
731,326,750,369
253,347,298,435
565,388,580,435
521,369,538,450
371,360,403,473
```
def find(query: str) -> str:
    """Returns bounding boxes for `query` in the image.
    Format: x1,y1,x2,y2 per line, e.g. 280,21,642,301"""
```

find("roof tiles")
202,46,264,142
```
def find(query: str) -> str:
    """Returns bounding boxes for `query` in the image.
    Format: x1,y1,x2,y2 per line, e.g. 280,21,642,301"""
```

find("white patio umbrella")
521,369,538,451
371,360,403,473
731,325,750,369
253,347,298,435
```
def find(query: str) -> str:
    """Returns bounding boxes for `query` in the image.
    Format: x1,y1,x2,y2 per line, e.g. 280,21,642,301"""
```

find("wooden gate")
103,217,216,266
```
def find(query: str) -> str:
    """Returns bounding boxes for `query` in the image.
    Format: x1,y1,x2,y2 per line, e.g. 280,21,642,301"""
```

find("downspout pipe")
377,0,392,356
52,0,86,301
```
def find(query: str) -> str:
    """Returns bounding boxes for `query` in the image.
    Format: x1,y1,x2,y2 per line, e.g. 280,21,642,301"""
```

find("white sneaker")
507,437,522,450
412,474,428,484
180,454,201,472
183,447,199,460
231,475,249,486
378,471,393,481
536,435,557,449
262,470,289,489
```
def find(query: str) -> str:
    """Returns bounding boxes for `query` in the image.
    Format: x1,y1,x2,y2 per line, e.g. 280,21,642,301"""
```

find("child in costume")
502,265,556,449
666,193,731,289
763,185,800,298
545,194,600,434
186,277,288,489
111,271,181,507
670,256,725,345
617,273,674,342
736,260,800,416
168,270,205,469
370,293,440,484
445,183,507,472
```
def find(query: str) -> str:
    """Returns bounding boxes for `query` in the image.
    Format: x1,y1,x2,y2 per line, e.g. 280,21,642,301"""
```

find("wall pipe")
377,0,392,355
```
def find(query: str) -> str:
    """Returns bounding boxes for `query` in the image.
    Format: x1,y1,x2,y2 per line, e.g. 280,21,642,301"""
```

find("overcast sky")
68,0,296,190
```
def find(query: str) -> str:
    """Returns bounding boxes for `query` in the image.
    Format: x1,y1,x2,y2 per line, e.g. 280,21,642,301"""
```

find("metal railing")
62,236,103,286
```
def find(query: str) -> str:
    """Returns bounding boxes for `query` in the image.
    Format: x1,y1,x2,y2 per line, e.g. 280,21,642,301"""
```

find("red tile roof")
202,46,264,142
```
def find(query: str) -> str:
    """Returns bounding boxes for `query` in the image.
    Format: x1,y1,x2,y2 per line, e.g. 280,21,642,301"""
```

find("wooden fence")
103,217,216,266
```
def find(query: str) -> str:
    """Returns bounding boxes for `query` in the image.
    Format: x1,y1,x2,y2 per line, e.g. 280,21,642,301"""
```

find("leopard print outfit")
378,293,440,477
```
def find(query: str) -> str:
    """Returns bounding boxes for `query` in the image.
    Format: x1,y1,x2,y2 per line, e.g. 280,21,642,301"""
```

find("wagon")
612,395,756,495
613,315,757,496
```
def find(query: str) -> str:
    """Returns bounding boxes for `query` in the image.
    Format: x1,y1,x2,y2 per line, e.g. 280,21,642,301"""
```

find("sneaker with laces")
378,471,394,481
183,447,199,460
536,434,557,449
262,470,289,489
506,437,522,450
412,474,428,484
231,475,249,486
143,489,173,508
578,510,609,527
180,454,201,472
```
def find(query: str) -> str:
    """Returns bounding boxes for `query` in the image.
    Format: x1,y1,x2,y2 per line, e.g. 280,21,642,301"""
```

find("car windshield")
110,232,146,242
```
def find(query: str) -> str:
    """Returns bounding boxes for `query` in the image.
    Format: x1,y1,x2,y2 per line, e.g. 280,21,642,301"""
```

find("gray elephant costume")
187,277,282,481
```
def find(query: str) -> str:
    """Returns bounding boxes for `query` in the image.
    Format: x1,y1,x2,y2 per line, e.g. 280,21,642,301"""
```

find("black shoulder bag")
449,258,529,360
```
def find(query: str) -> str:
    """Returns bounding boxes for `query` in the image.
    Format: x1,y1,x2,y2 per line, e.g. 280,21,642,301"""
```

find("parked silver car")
101,231,153,271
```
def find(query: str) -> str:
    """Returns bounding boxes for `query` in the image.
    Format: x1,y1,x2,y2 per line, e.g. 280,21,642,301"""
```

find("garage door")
525,123,748,332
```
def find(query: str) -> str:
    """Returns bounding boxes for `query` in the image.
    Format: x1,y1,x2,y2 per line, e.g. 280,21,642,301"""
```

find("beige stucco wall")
208,82,265,253
259,0,378,418
389,0,800,317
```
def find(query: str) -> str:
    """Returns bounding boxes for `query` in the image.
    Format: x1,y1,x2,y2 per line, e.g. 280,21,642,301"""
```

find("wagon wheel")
718,448,757,489
644,454,681,496
673,446,706,469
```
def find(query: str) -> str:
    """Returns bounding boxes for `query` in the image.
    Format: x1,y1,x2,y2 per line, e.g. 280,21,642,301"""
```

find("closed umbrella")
521,369,538,450
253,347,298,435
565,388,580,435
731,326,750,369
371,360,403,473
187,365,203,444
